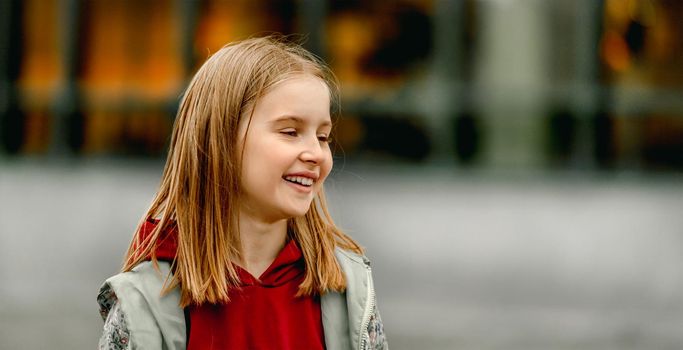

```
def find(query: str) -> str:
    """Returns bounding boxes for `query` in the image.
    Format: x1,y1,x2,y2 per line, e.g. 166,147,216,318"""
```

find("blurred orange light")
601,30,631,72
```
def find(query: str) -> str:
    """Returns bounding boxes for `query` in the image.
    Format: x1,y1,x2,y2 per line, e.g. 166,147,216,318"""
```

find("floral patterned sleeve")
367,301,389,350
98,285,132,350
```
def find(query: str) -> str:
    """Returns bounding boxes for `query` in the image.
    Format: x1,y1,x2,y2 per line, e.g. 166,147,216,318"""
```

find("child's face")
238,75,333,222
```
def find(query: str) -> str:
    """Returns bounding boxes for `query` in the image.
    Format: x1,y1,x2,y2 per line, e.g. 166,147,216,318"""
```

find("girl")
97,36,387,350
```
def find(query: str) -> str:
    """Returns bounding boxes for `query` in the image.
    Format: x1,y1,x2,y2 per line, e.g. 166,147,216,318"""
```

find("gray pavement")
1,161,683,349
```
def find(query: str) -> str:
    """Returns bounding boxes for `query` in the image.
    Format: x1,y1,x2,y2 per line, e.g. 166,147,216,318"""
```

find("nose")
299,135,326,164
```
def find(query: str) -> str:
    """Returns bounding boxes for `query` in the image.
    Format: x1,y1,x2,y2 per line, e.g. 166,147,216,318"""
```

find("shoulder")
100,261,177,315
99,261,181,319
97,261,185,350
334,247,371,267
105,261,171,290
334,247,374,292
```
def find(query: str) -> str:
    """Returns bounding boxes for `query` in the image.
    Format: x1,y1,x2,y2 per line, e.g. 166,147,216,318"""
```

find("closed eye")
280,130,298,137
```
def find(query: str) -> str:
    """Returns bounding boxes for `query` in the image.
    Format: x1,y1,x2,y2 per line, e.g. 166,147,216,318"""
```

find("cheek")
319,149,333,182
241,142,276,183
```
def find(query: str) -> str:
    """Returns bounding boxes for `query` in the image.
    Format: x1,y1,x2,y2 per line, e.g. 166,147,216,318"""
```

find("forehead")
251,75,331,121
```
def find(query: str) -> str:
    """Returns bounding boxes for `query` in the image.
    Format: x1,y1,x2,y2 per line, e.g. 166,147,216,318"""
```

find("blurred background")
1,0,683,349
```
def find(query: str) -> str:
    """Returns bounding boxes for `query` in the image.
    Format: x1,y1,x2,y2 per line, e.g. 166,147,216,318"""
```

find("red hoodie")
138,219,325,350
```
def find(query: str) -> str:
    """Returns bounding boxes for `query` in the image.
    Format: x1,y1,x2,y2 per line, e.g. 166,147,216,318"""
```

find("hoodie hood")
236,239,304,287
138,219,304,287
138,218,178,261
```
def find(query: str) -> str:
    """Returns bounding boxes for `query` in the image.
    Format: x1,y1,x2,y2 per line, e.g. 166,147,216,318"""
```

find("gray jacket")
98,248,388,350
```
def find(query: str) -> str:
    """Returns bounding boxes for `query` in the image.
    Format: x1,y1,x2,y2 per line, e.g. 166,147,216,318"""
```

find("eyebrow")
272,115,332,127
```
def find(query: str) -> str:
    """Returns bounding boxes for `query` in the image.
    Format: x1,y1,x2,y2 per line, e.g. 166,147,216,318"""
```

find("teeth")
284,176,314,186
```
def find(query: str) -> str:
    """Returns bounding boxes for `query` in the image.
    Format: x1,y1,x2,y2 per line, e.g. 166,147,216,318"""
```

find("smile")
283,175,314,187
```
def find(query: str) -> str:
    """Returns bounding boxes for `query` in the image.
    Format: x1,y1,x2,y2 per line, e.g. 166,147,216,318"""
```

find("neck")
237,208,289,278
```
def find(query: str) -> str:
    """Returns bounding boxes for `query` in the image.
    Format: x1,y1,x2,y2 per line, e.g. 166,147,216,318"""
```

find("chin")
285,208,310,219
282,203,313,219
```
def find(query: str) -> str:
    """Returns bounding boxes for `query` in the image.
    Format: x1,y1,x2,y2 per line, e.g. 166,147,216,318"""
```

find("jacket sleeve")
367,297,389,350
98,285,132,350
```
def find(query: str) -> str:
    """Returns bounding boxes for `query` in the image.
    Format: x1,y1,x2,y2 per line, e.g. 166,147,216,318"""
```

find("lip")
283,178,314,193
282,171,319,181
282,171,318,194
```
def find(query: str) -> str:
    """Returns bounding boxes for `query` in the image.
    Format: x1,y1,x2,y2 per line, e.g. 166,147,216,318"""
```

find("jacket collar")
321,248,372,350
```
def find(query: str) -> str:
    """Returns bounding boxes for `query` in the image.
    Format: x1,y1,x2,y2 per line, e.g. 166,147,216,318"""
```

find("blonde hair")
122,36,362,307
